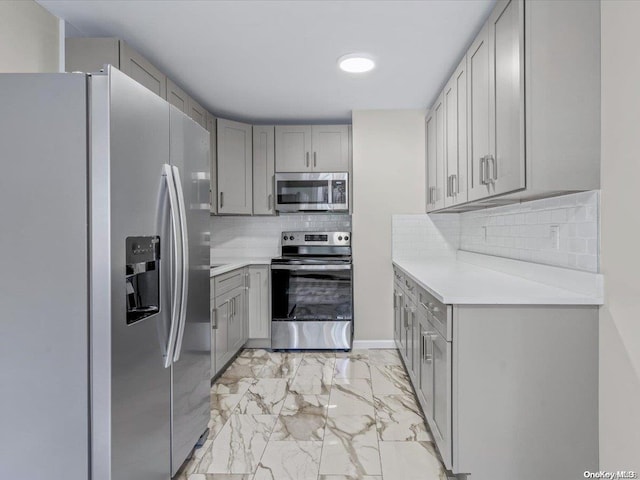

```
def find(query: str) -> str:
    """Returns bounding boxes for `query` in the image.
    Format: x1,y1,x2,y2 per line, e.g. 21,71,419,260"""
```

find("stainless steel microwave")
275,172,349,213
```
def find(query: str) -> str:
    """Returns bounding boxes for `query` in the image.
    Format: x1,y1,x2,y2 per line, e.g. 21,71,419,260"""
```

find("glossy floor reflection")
176,349,447,480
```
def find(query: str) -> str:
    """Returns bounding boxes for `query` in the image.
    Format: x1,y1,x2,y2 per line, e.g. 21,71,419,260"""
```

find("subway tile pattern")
211,214,352,259
392,214,459,261
176,349,447,480
458,191,599,272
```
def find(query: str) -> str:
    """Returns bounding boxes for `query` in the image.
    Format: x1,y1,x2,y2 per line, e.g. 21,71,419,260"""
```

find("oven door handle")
271,264,352,271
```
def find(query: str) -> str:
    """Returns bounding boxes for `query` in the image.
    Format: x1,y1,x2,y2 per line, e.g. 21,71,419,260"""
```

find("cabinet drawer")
417,287,450,340
214,269,244,296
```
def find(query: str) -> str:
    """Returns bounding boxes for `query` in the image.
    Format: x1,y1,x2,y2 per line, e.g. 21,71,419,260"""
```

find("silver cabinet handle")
212,308,217,329
488,154,497,183
313,152,317,167
306,152,310,167
480,156,486,185
452,174,458,195
267,193,272,210
220,192,224,208
447,175,452,197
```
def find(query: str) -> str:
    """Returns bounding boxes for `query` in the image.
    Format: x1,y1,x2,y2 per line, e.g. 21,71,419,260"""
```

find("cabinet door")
444,56,468,207
467,23,492,201
311,125,350,172
418,313,433,412
119,42,167,99
248,266,270,340
393,288,404,346
412,309,421,382
207,114,217,214
275,126,312,172
188,98,207,129
166,79,189,114
252,126,276,215
431,332,452,468
489,0,525,196
217,118,253,215
213,297,229,375
426,95,445,211
228,292,245,353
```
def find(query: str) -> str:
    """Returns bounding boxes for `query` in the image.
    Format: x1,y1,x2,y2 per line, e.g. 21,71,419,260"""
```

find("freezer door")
169,105,212,475
91,67,173,480
0,74,89,480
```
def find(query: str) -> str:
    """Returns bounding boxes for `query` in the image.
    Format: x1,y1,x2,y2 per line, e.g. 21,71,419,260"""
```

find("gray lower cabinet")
245,266,271,348
210,267,248,377
393,265,598,479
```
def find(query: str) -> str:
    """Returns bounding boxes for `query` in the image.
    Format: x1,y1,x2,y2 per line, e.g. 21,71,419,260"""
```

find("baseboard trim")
352,340,396,349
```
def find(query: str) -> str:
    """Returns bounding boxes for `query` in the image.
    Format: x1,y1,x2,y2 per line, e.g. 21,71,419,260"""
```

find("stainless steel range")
271,231,353,350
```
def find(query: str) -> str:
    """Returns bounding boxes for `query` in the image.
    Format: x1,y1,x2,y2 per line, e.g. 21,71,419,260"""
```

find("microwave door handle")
171,166,189,363
162,164,182,368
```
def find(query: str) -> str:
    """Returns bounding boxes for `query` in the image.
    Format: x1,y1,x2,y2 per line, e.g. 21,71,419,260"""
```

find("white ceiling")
39,0,495,123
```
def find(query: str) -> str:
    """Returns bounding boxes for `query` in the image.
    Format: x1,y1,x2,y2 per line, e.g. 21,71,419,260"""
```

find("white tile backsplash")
210,214,351,261
392,214,459,260
458,191,600,272
392,192,600,273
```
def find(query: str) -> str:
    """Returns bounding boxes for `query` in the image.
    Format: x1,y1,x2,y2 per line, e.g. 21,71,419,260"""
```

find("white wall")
0,1,60,72
600,1,640,470
352,110,426,343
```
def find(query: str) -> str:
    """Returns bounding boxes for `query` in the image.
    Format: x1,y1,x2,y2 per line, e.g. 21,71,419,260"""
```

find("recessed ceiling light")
338,53,376,73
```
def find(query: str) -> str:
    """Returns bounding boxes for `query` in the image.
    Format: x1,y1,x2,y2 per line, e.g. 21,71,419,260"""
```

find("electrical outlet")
550,224,560,250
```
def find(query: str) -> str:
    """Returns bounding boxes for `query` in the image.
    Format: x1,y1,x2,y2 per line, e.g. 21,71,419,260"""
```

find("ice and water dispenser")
125,236,160,325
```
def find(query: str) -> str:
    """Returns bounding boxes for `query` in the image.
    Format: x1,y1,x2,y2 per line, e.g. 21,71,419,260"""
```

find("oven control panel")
281,231,351,246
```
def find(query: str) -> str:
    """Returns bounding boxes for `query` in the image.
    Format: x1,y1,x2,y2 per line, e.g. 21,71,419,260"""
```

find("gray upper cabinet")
207,114,218,215
311,125,350,172
119,42,167,99
443,56,468,208
428,0,600,212
217,118,253,215
167,78,189,114
275,125,350,172
488,0,525,197
188,98,207,129
252,126,276,215
275,126,312,172
426,95,444,212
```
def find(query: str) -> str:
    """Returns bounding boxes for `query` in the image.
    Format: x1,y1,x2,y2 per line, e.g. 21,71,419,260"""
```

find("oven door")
271,263,353,349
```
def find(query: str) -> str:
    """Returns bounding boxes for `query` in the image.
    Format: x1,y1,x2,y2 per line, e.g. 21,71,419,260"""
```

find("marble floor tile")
318,476,383,480
379,441,447,480
329,379,374,417
199,414,277,475
271,394,329,441
253,441,322,480
289,364,333,395
374,395,432,442
210,378,257,395
303,351,337,360
370,364,412,395
320,415,381,477
220,362,264,380
334,358,371,379
335,349,370,360
368,349,403,366
209,394,244,438
233,378,289,415
188,474,252,480
238,348,270,360
300,354,337,369
259,356,302,378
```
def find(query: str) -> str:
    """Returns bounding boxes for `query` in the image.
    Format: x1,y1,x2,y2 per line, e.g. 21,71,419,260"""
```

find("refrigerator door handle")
163,164,183,368
172,165,189,363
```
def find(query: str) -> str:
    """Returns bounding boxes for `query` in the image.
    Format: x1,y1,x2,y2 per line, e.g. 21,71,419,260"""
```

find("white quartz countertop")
393,254,603,305
210,258,272,277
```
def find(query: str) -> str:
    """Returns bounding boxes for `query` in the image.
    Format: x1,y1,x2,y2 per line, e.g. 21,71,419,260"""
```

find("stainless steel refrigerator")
0,67,211,480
